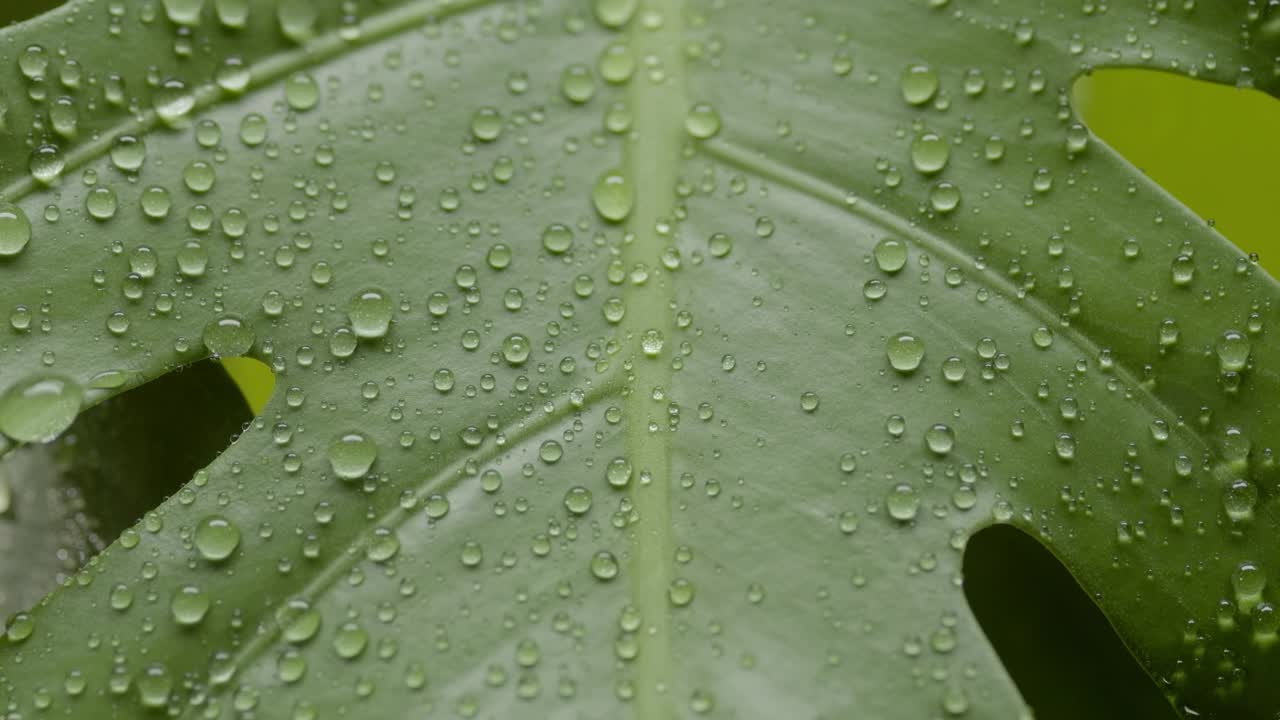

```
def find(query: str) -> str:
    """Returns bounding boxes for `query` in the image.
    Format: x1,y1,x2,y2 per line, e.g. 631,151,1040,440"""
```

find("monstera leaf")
0,1,1277,717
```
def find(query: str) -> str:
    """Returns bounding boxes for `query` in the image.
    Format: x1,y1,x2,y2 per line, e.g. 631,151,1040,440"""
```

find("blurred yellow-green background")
1076,69,1280,272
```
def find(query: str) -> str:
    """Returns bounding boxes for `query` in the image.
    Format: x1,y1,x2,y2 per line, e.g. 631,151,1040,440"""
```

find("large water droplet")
873,238,908,273
203,315,255,357
1216,330,1250,373
592,169,634,222
170,584,211,625
502,334,532,366
329,432,377,480
910,132,950,174
591,550,620,580
194,515,241,562
154,79,195,126
901,63,939,105
348,289,393,339
1233,561,1266,614
0,203,32,257
886,333,925,373
886,484,920,521
333,622,368,659
0,375,83,443
593,0,637,27
162,0,205,26
685,103,721,139
542,223,574,254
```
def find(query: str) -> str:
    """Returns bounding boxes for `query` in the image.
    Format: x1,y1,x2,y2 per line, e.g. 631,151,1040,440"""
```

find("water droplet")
1065,123,1089,154
542,223,574,254
194,515,241,562
203,315,255,357
1054,433,1076,461
176,241,209,277
329,432,377,480
707,232,732,258
29,144,64,184
279,599,321,643
277,0,317,42
901,63,939,105
561,64,596,103
502,334,532,366
0,375,83,443
1233,561,1266,614
593,0,637,27
170,585,210,626
365,527,400,562
641,329,665,357
564,486,593,515
599,45,636,84
925,424,955,455
0,203,32,257
606,457,633,488
800,392,820,413
592,169,634,222
591,551,619,581
154,79,195,126
668,578,696,606
886,333,925,373
886,484,920,521
941,356,966,383
1170,254,1195,286
1223,479,1257,522
539,440,563,464
685,103,721,139
284,72,319,111
470,107,503,141
1216,330,1250,373
333,622,368,659
137,665,172,708
1031,326,1054,349
348,289,393,339
873,238,908,273
86,187,118,220
110,135,147,172
162,0,205,26
910,132,949,174
929,182,961,213
4,612,34,642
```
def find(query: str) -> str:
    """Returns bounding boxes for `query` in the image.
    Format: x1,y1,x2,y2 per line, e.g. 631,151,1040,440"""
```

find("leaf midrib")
619,1,685,717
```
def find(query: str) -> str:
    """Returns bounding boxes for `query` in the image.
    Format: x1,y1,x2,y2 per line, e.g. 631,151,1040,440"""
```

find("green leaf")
0,1,1277,717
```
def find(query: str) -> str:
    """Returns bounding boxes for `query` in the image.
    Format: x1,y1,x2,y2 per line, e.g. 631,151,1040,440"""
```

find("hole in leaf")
0,0,68,26
0,360,256,617
964,524,1178,720
1074,69,1280,273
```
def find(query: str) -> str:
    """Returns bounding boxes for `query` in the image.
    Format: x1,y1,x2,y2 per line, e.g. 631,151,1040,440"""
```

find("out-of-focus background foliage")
1,2,1275,716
